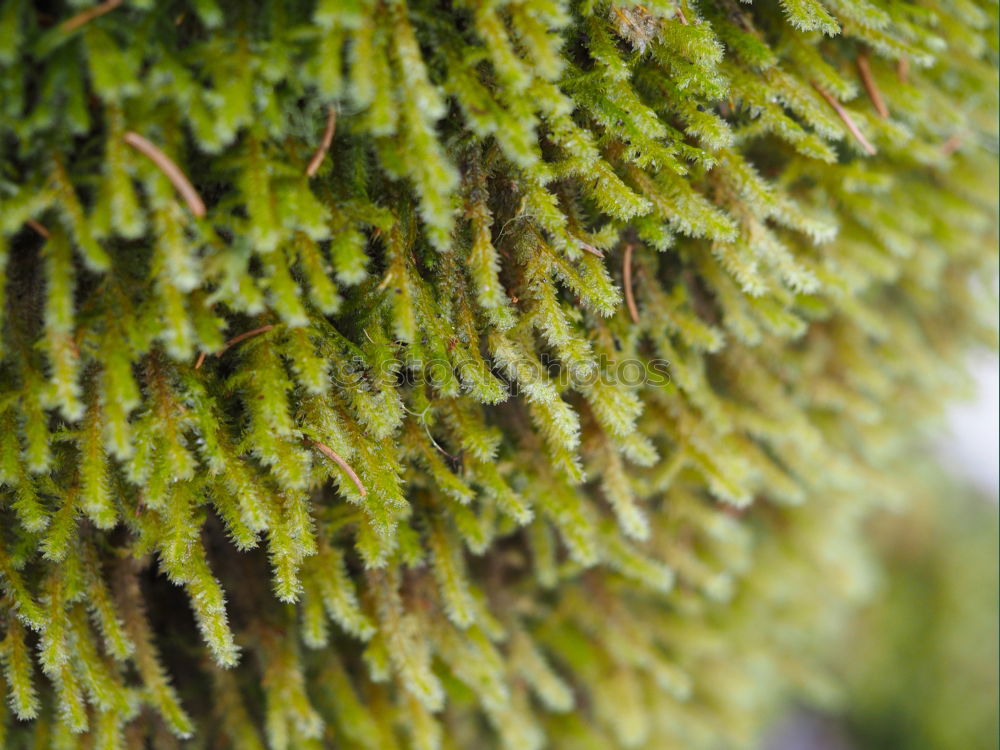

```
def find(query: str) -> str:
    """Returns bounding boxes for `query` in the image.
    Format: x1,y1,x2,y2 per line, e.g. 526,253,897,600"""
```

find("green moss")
0,0,996,748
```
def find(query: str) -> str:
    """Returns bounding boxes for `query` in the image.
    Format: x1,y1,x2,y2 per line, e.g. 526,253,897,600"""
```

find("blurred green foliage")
839,481,999,750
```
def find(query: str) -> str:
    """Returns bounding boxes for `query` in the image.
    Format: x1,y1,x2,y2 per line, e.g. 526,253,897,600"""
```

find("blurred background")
937,354,1000,498
765,352,1000,750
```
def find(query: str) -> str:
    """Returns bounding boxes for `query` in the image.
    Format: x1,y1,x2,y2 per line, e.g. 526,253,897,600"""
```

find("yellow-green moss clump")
0,0,996,748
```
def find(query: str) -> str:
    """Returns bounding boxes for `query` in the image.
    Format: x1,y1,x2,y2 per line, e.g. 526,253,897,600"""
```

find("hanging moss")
0,0,996,748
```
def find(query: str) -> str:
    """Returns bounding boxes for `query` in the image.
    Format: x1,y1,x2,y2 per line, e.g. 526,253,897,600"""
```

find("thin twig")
124,131,206,217
61,0,122,33
812,83,877,156
856,53,889,118
612,6,639,30
214,324,275,358
26,220,50,239
306,107,337,177
941,135,962,156
577,239,604,258
623,243,640,324
676,7,689,24
311,441,367,496
196,324,276,368
897,58,909,85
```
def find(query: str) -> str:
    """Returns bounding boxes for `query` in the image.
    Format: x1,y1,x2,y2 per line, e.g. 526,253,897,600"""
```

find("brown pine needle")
311,441,367,496
676,7,689,25
623,243,640,324
124,131,206,217
897,58,910,85
857,54,889,119
61,0,122,33
612,6,639,30
196,324,275,369
812,83,877,156
26,220,50,239
941,135,962,156
214,324,275,358
306,107,337,177
577,239,604,258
